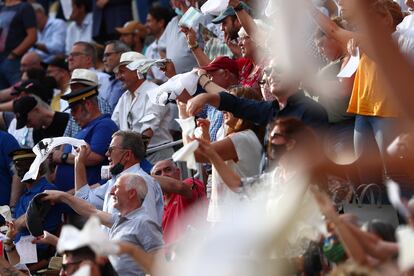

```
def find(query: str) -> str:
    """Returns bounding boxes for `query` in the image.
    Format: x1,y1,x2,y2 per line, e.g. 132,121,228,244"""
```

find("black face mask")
110,163,125,176
268,143,288,163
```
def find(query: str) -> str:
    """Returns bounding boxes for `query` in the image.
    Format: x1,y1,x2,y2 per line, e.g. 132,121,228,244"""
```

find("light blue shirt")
109,207,163,276
34,17,67,62
75,163,164,226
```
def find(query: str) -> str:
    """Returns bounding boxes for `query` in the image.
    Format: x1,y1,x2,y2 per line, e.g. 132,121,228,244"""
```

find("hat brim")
113,61,131,74
212,14,229,24
15,115,28,130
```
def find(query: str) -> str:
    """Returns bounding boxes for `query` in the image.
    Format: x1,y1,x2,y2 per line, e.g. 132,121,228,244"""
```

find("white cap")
114,51,146,73
69,69,98,86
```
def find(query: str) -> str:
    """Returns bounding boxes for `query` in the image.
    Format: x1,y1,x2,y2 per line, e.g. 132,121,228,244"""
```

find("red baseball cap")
201,56,239,77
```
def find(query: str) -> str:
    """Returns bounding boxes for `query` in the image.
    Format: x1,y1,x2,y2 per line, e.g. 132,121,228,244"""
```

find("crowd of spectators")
0,0,414,275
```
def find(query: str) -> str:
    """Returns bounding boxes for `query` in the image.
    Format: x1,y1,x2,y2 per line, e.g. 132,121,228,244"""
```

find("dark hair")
364,219,396,242
112,131,146,161
74,41,97,65
148,6,174,28
65,246,117,276
72,0,92,13
226,86,265,144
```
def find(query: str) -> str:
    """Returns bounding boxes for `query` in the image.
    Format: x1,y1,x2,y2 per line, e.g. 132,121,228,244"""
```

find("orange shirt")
347,54,399,117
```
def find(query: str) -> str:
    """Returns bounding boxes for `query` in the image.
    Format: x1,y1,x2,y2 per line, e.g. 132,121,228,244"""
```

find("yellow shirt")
347,54,399,117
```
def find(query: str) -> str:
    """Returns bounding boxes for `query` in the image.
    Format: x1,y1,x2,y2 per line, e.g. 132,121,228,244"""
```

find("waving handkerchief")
397,226,414,271
23,137,87,182
172,140,200,170
57,216,120,256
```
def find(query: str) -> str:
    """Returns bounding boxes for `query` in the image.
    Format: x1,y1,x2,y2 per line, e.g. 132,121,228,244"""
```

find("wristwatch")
234,2,244,12
61,153,69,164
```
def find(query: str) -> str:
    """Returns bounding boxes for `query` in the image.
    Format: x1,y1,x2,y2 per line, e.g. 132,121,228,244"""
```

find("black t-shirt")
0,2,36,59
33,112,70,144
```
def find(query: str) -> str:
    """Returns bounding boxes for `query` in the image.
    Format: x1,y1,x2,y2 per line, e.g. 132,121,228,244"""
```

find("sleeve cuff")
74,184,91,200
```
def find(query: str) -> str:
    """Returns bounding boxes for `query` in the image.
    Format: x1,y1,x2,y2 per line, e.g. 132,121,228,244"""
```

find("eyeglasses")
69,52,87,58
107,146,126,154
269,132,287,140
103,51,120,58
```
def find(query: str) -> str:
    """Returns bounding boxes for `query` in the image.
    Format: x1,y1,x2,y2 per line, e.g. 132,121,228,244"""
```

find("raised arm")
152,176,193,199
42,190,113,228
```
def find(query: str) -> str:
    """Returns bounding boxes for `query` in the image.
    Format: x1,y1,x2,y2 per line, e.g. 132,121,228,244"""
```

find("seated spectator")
43,174,164,276
116,21,148,54
46,56,71,112
65,0,93,53
151,159,206,243
102,40,130,109
68,41,112,105
0,130,20,206
112,51,173,164
9,149,62,271
63,69,113,138
13,95,69,144
74,131,163,225
52,86,118,192
0,0,37,89
31,3,66,63
144,6,174,84
180,86,265,223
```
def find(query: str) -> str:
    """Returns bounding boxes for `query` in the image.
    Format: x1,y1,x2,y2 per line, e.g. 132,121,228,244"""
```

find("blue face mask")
175,7,184,16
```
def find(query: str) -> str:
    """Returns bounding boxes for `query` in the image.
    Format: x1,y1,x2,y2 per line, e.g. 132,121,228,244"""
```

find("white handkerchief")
16,236,38,264
178,71,199,96
57,216,120,256
73,264,92,276
23,137,87,182
201,0,229,15
60,0,72,20
337,47,360,78
397,226,414,271
0,205,12,222
126,59,157,73
386,179,410,219
172,140,200,170
176,117,196,137
178,7,204,30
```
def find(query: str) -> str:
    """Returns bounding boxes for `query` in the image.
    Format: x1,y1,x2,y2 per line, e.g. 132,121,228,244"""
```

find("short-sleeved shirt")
13,177,62,245
208,129,263,222
55,114,118,191
109,207,163,276
32,112,69,144
0,131,20,205
0,2,36,59
162,178,206,244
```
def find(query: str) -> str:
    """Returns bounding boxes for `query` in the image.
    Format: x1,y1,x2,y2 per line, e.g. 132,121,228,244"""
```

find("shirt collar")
79,13,92,28
122,206,145,221
26,177,48,194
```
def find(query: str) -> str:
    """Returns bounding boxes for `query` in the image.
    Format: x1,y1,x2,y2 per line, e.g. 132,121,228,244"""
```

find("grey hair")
122,174,148,202
112,130,145,161
31,3,45,13
105,40,131,53
73,41,97,66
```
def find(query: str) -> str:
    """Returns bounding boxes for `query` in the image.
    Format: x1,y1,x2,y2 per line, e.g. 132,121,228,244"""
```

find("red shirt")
162,178,206,244
236,57,263,90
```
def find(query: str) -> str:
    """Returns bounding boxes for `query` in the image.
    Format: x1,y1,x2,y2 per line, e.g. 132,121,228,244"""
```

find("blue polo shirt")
0,131,20,205
55,114,118,191
13,177,62,244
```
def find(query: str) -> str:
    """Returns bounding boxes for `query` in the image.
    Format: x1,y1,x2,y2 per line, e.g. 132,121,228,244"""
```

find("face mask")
110,163,124,176
322,235,346,263
268,143,288,162
175,7,184,16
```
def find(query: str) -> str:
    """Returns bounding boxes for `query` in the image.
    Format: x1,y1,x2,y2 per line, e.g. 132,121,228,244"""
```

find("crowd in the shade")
0,0,414,275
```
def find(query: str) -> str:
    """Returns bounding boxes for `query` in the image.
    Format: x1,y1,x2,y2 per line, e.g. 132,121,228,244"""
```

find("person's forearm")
153,176,192,198
0,257,26,276
208,150,241,191
5,249,20,267
120,242,155,274
59,193,98,218
75,160,88,191
199,77,227,95
14,215,27,232
332,217,369,265
235,9,259,40
191,47,211,67
12,29,36,57
9,176,25,208
0,101,13,112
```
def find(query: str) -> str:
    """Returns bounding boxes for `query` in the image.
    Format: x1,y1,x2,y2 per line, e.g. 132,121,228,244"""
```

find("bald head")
151,159,181,180
21,52,43,73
